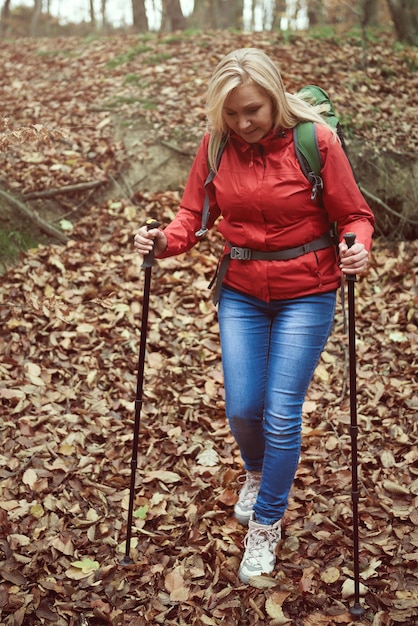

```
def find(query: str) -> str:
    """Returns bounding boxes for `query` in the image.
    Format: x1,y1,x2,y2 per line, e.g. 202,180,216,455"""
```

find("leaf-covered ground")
0,192,417,625
0,30,417,626
0,30,417,196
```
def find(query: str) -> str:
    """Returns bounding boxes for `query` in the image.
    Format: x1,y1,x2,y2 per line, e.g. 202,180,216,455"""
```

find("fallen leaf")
321,566,340,584
341,578,369,599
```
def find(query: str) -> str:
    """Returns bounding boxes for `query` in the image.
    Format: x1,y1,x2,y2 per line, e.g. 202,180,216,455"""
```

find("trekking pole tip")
349,602,366,618
119,555,135,567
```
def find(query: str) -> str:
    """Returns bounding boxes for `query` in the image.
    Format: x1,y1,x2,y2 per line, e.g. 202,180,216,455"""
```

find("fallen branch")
23,180,105,200
360,185,418,226
0,188,68,244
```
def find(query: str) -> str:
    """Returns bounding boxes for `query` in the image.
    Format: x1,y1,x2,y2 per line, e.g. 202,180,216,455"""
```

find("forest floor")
0,30,417,626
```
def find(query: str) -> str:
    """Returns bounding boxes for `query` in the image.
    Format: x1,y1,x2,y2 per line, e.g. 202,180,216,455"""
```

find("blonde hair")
206,48,334,171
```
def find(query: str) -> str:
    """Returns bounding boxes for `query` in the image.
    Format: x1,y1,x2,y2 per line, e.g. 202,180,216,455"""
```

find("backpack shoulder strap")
195,135,228,237
293,122,323,202
293,121,322,176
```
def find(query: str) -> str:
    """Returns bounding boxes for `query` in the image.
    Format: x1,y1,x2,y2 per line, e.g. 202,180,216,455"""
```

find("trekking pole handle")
344,232,356,249
142,219,161,268
343,232,356,282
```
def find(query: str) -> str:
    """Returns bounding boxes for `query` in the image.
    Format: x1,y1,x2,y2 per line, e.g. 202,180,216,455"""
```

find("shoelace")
238,473,261,506
244,526,278,566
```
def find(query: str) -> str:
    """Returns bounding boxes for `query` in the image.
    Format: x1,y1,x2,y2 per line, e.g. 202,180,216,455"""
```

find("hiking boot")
238,515,282,584
234,471,262,526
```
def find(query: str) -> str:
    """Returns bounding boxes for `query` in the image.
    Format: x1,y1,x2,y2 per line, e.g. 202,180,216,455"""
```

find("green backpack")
195,84,357,238
294,84,358,205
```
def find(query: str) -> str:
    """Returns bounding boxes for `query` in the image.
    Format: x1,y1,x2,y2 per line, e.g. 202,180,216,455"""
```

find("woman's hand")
134,225,167,258
339,240,370,275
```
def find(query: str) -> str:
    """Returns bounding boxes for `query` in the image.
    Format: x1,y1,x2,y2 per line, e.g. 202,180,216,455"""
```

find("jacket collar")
228,128,289,153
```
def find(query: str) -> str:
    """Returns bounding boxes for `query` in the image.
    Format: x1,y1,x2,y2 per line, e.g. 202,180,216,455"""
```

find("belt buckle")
230,247,251,260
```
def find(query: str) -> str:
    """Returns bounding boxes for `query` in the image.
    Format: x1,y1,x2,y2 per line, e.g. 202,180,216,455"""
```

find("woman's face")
223,83,274,143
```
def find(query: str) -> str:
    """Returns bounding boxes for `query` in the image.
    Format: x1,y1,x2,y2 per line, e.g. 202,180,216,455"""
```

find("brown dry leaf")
164,567,190,602
248,575,280,589
196,446,220,466
341,579,369,599
320,566,340,584
265,595,292,623
299,566,317,594
145,470,182,484
383,480,410,496
22,468,37,489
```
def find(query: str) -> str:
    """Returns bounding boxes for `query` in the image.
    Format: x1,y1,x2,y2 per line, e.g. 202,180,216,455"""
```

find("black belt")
211,233,334,304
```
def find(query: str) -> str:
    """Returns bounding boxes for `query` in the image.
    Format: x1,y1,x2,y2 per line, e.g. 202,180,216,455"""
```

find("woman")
134,48,374,584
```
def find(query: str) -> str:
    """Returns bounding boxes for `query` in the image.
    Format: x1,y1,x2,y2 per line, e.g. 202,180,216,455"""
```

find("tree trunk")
132,0,148,32
386,0,418,45
161,0,185,32
0,0,12,37
216,0,243,29
270,0,286,29
89,0,96,28
189,0,212,29
189,0,243,30
306,0,324,27
30,0,42,37
101,0,107,31
361,0,379,26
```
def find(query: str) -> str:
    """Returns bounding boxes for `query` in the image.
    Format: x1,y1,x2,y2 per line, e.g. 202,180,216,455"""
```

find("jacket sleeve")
317,124,375,250
157,133,221,258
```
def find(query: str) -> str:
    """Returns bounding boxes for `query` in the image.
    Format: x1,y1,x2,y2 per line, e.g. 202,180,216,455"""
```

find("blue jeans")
218,287,336,525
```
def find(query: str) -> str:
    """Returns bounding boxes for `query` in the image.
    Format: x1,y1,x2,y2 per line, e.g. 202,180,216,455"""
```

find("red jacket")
158,125,374,302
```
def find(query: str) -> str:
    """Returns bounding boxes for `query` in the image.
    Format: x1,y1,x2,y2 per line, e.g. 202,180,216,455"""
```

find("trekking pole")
343,232,365,618
120,218,161,567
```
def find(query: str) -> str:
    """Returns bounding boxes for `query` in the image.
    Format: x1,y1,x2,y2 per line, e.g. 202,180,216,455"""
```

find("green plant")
123,73,148,87
106,45,152,68
146,53,172,65
104,95,156,109
0,227,40,273
183,28,202,37
307,25,341,42
161,35,185,44
394,45,418,72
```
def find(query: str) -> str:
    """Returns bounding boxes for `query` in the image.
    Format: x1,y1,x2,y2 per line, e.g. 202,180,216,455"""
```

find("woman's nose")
238,116,251,130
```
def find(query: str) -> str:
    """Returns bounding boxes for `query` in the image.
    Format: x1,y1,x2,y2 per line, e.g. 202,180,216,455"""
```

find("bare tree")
30,0,42,37
189,0,243,30
305,0,324,27
132,0,148,32
161,0,185,32
270,0,287,28
386,0,418,44
0,0,12,37
89,0,96,28
361,0,379,26
101,0,107,30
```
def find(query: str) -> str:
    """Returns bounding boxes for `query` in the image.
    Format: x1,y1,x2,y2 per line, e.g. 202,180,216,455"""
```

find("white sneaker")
238,515,282,584
234,471,262,526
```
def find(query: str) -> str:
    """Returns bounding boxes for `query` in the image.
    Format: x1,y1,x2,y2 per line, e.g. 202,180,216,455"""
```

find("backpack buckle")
308,173,324,201
230,246,252,260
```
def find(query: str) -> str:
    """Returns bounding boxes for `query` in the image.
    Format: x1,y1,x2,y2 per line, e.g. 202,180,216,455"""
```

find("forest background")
0,1,417,625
